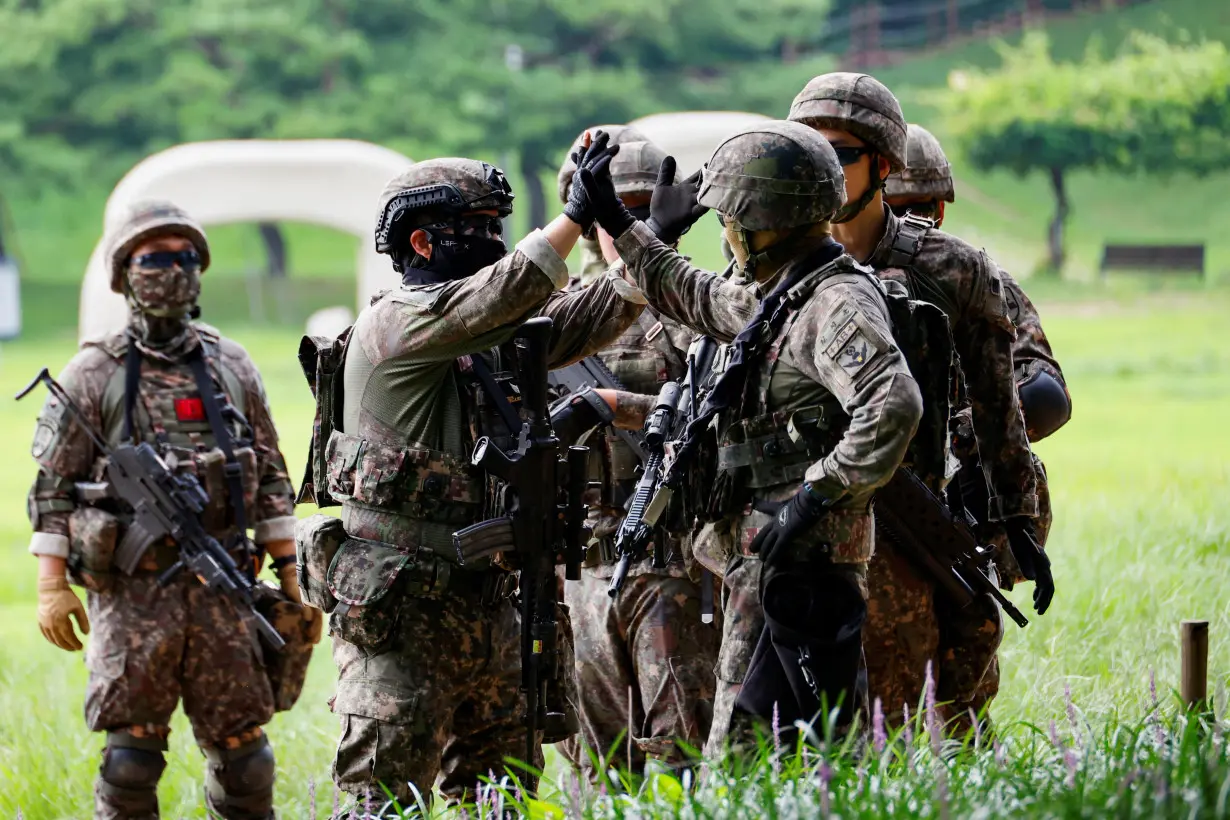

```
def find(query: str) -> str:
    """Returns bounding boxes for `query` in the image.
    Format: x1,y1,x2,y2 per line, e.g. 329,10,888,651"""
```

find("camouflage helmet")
787,73,908,173
556,124,654,204
375,158,513,255
105,201,211,293
696,120,845,232
884,124,955,202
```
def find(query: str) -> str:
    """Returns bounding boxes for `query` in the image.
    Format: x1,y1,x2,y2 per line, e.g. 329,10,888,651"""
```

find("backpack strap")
884,213,932,270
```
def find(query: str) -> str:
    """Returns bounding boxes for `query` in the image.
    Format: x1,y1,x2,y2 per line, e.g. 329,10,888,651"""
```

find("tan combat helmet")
374,158,514,259
697,120,845,232
884,124,956,203
556,124,656,204
105,201,211,293
787,72,908,172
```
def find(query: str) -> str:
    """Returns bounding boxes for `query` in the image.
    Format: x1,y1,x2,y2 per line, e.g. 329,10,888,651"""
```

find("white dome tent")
629,111,773,177
78,139,413,342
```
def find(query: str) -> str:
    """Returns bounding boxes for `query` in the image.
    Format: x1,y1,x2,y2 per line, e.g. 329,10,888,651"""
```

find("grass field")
0,282,1227,817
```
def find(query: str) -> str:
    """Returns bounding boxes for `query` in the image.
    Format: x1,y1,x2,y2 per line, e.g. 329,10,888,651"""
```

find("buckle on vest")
223,462,243,480
645,321,664,342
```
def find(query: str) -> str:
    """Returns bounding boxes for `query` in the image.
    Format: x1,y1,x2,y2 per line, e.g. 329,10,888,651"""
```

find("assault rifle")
548,355,647,460
873,466,1029,629
16,368,286,650
607,334,719,597
452,317,589,770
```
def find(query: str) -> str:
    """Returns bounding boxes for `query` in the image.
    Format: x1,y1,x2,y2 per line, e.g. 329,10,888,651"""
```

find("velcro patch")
833,331,878,378
174,397,206,422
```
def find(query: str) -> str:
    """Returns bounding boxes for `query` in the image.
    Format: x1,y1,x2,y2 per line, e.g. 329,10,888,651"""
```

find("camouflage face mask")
125,252,202,318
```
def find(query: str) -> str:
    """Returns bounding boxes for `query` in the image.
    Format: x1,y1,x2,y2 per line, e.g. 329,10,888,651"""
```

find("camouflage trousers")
85,573,275,816
558,566,719,774
705,554,867,757
862,532,1002,729
329,578,534,810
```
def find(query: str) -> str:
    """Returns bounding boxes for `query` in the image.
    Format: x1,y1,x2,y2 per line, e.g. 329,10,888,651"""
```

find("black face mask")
401,229,507,286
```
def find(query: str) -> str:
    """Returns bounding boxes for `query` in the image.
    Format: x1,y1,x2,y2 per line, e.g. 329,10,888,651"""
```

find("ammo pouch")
297,329,351,507
66,506,119,592
295,513,347,612
252,584,320,712
323,432,482,526
710,404,842,518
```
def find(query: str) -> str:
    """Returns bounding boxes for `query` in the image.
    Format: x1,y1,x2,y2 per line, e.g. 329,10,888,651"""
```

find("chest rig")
98,328,258,553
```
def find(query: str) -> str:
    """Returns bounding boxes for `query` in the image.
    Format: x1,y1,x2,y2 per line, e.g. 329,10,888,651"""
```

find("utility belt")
64,500,250,592
707,404,843,519
323,431,483,526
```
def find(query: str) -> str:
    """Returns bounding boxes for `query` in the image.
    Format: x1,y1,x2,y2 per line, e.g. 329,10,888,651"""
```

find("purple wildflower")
872,697,887,755
307,777,317,820
819,760,833,815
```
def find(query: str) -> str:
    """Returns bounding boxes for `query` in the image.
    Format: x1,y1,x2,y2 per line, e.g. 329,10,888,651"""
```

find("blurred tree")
0,0,833,227
939,32,1230,270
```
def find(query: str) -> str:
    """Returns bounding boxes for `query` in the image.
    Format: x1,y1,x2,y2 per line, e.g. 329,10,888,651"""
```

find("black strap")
122,338,142,443
469,354,524,436
186,345,251,560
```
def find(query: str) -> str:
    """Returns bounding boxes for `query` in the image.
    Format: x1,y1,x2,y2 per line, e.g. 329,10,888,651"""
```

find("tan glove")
277,562,323,645
38,576,89,652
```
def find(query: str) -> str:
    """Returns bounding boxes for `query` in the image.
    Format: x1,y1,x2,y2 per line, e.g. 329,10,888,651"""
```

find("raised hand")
563,130,620,232
645,157,709,245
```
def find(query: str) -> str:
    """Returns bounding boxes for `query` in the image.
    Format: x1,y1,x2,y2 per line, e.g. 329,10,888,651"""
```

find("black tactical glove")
749,483,830,568
645,157,709,245
563,130,619,232
576,161,636,240
1005,516,1054,614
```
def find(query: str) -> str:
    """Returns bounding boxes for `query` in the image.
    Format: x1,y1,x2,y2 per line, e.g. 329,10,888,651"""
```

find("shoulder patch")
818,298,892,380
31,397,67,459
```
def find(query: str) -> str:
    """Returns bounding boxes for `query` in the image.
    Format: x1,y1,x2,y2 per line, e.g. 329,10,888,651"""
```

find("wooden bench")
1100,244,1204,278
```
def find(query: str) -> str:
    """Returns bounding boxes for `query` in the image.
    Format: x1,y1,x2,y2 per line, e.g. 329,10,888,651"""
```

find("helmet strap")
832,152,885,224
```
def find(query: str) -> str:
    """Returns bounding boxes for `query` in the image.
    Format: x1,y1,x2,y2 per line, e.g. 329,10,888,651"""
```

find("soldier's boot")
203,732,276,820
95,731,168,820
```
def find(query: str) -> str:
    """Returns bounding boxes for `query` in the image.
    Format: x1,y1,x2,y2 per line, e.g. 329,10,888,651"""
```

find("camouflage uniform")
554,128,720,774
318,158,644,810
609,122,924,753
26,203,297,819
786,87,1046,727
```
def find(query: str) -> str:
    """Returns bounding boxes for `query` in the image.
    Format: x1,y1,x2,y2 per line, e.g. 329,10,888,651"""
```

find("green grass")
0,285,1228,816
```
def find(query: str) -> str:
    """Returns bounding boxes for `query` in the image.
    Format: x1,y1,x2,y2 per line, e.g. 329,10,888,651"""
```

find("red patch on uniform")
175,397,206,422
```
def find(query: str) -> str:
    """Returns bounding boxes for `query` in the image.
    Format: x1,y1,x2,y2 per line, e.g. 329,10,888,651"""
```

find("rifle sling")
186,345,252,567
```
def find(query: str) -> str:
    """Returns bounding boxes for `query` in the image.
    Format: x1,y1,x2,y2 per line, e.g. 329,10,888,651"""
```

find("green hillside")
876,0,1230,281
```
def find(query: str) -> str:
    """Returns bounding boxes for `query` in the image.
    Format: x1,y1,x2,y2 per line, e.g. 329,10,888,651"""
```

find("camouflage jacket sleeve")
388,228,575,361
926,236,1038,520
1003,270,1072,432
787,276,923,504
539,261,646,367
217,338,296,544
26,347,118,557
614,222,756,343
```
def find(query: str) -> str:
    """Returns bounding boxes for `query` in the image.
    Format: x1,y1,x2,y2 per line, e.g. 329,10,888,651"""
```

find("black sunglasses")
132,250,201,269
831,145,872,167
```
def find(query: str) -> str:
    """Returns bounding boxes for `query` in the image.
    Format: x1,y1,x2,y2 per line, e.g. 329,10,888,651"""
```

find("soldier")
573,120,925,752
787,74,1057,729
26,201,315,819
305,140,649,814
884,123,1071,728
552,126,719,774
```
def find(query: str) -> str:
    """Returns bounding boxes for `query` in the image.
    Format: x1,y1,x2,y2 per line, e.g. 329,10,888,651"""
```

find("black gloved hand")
549,389,607,445
645,157,709,245
575,148,636,240
563,130,619,231
1005,516,1054,614
749,483,830,568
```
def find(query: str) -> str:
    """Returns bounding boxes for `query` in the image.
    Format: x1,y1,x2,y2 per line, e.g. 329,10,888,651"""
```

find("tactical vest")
88,327,262,544
301,323,521,560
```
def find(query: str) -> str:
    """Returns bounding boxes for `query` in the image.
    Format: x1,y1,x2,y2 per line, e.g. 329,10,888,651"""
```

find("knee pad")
205,734,276,819
1018,367,1071,441
100,733,167,792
